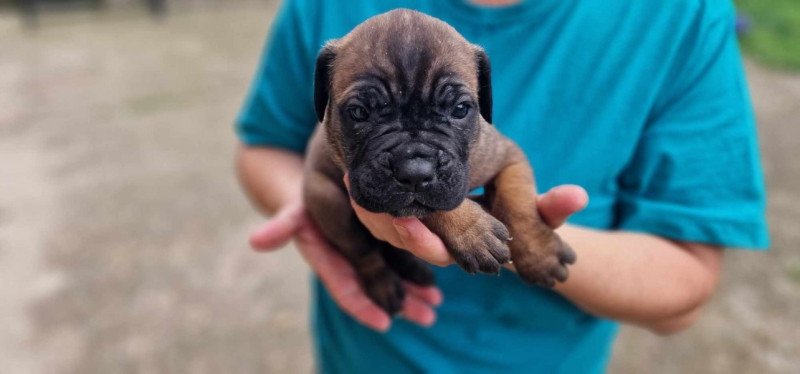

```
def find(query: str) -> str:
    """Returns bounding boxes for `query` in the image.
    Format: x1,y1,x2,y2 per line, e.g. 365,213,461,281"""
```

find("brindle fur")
303,10,575,314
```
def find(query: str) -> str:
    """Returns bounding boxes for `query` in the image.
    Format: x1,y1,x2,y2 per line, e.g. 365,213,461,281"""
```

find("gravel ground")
0,2,797,373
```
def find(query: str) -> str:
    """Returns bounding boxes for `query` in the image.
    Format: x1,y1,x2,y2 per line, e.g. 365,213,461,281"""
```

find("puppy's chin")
388,201,436,218
348,171,467,218
352,193,456,218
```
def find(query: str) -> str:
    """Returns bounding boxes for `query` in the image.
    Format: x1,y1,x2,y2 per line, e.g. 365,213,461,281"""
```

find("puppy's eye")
348,105,370,122
451,102,470,119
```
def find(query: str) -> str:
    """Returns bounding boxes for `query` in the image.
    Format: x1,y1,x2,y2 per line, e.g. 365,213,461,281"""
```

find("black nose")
395,158,436,191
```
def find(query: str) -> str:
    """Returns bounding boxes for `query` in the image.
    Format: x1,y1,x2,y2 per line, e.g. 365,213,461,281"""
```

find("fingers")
404,282,443,306
400,282,442,326
392,218,453,266
537,184,589,228
344,173,452,266
401,294,437,326
294,218,442,331
249,203,305,251
345,173,407,246
349,200,403,246
252,197,443,331
294,221,393,331
329,277,394,331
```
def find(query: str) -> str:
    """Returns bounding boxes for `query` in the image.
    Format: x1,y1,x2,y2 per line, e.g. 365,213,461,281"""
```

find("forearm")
236,144,305,215
238,147,721,333
545,225,722,333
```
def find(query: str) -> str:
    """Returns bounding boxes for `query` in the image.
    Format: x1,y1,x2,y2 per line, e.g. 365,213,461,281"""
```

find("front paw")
514,233,576,288
447,215,512,275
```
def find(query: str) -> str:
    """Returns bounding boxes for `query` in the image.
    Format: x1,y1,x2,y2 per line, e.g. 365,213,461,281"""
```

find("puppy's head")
315,9,492,217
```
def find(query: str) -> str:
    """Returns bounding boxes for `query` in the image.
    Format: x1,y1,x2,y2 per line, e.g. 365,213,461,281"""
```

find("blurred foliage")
788,261,800,284
736,0,800,70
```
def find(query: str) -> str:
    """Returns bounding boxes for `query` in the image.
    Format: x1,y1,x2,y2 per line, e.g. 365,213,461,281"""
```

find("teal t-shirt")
237,0,769,372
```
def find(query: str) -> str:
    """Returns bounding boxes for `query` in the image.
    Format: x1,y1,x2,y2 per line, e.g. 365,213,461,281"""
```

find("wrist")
236,144,305,215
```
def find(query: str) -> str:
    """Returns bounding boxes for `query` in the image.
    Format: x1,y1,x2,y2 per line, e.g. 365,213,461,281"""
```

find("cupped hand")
346,174,589,267
248,202,443,332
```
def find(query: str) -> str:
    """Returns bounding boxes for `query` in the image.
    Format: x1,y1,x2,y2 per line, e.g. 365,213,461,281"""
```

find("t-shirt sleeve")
235,0,319,153
616,6,769,250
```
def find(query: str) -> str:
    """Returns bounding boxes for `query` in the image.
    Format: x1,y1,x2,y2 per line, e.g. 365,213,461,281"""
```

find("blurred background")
0,0,797,373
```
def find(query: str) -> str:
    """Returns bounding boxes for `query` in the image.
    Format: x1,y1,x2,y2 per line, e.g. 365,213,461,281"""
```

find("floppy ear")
314,44,337,123
475,49,493,123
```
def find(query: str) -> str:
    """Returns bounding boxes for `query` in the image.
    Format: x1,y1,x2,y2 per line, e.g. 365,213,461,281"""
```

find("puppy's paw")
361,270,405,315
382,245,436,286
398,264,436,286
447,214,511,275
513,233,576,288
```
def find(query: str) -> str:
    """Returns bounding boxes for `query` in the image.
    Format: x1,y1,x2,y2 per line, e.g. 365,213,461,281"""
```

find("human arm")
348,185,721,335
237,145,443,331
233,0,447,331
346,4,768,334
551,226,722,335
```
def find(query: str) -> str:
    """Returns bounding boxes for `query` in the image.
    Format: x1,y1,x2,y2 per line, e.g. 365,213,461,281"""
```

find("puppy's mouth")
350,182,445,217
388,199,435,218
348,148,469,217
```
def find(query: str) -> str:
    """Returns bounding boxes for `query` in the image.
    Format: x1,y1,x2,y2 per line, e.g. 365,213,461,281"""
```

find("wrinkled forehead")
330,15,478,102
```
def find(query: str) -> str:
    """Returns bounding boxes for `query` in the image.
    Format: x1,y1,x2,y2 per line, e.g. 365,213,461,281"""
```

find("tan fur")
304,9,575,313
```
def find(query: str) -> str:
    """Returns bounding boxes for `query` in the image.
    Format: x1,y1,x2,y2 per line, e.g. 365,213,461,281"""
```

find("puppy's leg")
304,169,405,314
422,199,512,274
380,244,435,286
486,145,576,287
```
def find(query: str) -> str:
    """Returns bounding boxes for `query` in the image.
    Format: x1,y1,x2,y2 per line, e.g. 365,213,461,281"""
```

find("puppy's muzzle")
392,143,437,192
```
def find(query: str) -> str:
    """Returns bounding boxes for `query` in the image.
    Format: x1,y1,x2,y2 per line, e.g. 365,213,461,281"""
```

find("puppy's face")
315,10,492,217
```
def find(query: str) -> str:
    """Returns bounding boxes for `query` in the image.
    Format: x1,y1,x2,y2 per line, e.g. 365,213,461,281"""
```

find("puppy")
303,9,575,314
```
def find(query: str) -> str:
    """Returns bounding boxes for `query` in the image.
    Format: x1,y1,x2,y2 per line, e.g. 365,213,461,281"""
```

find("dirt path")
1,3,311,372
0,132,52,373
0,2,797,373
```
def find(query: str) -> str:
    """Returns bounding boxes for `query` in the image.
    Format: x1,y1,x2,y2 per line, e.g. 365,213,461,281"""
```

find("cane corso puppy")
303,9,575,314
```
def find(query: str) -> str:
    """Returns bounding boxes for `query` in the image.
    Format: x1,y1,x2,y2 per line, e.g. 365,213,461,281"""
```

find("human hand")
346,176,589,267
248,202,443,332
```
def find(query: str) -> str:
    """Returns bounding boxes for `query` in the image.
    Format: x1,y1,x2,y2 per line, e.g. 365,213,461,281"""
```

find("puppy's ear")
314,43,337,123
475,49,493,123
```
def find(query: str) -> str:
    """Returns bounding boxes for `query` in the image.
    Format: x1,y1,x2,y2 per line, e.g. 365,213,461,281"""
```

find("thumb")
249,203,305,251
537,185,588,228
392,217,452,266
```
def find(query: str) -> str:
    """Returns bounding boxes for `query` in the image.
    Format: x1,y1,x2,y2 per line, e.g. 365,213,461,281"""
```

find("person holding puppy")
236,0,768,372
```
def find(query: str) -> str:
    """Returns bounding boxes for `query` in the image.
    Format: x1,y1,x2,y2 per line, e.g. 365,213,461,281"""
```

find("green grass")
736,0,800,70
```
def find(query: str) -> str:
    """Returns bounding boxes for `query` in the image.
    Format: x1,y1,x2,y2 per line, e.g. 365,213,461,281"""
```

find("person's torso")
296,0,732,372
